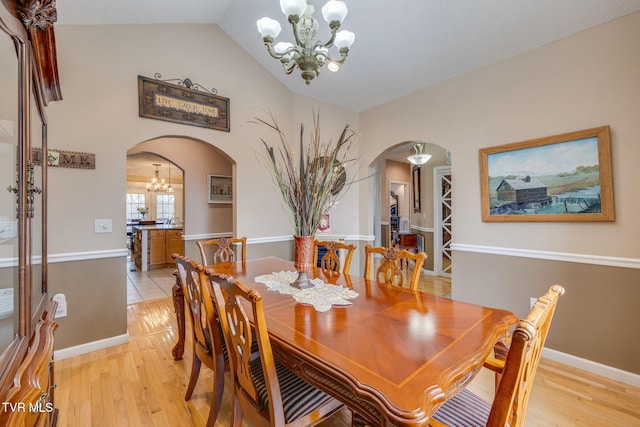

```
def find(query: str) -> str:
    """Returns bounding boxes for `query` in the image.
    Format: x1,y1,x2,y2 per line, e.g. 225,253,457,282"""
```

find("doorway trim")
433,166,452,277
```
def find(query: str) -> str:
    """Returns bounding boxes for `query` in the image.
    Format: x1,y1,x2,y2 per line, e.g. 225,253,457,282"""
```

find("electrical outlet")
52,293,67,318
530,297,537,310
94,219,112,233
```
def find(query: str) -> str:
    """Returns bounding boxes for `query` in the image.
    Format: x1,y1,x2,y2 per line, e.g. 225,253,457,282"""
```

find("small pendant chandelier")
257,0,355,85
407,142,432,166
147,163,173,193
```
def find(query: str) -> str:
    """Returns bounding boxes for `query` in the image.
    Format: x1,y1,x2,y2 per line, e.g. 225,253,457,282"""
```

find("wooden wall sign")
32,148,96,169
138,74,230,132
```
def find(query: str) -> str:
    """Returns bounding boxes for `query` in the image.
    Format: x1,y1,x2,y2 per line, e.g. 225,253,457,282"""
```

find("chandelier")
147,163,173,193
407,142,432,166
257,0,355,85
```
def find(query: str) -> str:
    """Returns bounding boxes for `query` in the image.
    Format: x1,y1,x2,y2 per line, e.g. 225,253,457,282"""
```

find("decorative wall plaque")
32,148,95,169
138,74,230,132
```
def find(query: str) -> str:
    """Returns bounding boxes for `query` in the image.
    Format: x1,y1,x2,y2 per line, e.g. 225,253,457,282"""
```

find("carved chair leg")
171,271,186,360
185,354,202,401
208,357,225,427
206,383,221,427
231,396,244,427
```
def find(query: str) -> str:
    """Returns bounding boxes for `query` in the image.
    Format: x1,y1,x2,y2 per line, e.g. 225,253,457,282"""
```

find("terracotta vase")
293,235,315,270
292,235,315,289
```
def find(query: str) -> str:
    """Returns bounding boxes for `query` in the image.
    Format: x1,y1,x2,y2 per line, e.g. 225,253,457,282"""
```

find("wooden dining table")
171,256,517,427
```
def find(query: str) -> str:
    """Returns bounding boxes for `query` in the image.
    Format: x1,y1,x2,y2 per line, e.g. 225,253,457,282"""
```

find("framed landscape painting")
479,126,614,222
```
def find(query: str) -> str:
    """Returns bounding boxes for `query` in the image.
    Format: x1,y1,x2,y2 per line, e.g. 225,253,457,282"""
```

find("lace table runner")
254,271,358,312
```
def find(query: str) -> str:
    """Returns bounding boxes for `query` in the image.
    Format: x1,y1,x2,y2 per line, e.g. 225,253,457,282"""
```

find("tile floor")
126,258,176,304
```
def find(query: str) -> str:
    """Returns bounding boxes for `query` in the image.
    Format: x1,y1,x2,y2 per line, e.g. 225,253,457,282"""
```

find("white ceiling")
55,0,640,113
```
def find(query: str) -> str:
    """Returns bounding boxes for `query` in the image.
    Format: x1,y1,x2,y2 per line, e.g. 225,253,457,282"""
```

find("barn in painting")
496,176,552,205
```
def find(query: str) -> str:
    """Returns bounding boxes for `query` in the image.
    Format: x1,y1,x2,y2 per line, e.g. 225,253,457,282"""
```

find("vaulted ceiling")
56,0,640,112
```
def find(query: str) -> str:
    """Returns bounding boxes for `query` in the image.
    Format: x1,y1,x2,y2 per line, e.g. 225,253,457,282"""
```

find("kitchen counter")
133,226,183,271
132,224,183,231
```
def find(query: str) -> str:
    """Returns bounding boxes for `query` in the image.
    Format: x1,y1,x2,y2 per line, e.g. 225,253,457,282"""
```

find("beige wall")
384,159,411,222
358,13,640,373
50,258,127,349
456,252,640,373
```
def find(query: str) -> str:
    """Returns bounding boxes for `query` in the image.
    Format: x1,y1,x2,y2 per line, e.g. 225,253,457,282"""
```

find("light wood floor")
55,297,640,427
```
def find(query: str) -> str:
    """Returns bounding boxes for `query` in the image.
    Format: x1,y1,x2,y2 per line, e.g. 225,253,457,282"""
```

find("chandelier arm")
315,49,329,63
319,20,341,49
280,45,300,58
263,38,286,60
325,48,349,65
288,14,305,49
283,62,297,74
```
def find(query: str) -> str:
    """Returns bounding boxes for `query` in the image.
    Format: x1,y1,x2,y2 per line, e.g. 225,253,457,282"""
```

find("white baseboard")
54,333,129,361
421,268,436,276
543,347,640,388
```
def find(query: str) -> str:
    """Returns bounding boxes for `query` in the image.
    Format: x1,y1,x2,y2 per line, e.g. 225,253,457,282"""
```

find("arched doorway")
370,141,452,295
125,136,235,303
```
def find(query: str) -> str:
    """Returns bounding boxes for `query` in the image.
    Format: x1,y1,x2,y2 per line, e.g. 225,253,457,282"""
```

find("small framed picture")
412,166,421,213
317,214,331,233
208,174,232,203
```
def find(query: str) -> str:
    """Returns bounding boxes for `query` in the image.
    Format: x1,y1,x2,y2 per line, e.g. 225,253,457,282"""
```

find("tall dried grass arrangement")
254,111,359,236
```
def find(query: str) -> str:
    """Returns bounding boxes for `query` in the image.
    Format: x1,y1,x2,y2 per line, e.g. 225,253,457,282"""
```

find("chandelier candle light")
257,0,355,84
146,163,174,193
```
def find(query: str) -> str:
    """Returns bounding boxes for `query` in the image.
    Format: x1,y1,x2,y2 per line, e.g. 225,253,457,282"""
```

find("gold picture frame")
480,125,614,222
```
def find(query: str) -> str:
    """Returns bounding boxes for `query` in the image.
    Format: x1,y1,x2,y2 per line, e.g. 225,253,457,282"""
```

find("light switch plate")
95,219,112,233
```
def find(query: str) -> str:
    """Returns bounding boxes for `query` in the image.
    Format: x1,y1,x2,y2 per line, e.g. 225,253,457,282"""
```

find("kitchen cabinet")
133,227,183,271
165,229,184,263
149,230,166,266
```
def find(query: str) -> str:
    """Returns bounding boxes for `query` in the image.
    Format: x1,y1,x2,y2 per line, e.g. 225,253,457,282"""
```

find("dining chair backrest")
428,285,565,427
173,255,226,426
363,245,427,290
488,284,565,426
313,240,356,276
206,270,342,426
197,236,247,265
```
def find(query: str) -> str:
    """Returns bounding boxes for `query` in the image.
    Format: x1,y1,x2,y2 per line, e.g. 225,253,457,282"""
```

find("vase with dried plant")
255,111,359,288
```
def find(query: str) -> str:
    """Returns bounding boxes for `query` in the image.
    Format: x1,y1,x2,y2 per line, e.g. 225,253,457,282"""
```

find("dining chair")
196,236,247,265
313,240,356,276
174,255,226,427
363,245,427,290
427,285,566,427
206,270,344,427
